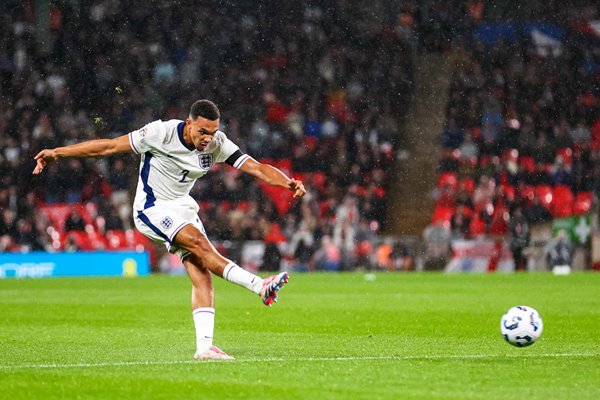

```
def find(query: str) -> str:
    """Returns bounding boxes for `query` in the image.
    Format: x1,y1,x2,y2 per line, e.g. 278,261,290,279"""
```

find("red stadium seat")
106,229,129,249
555,147,573,165
128,229,157,266
432,204,455,224
40,203,72,232
469,214,486,236
198,200,216,211
573,192,593,215
501,148,519,162
40,202,99,233
235,201,251,212
303,136,318,150
550,185,574,218
437,172,458,189
535,185,553,208
503,184,516,202
310,172,327,192
459,177,475,195
519,156,536,173
461,206,474,219
520,185,536,203
63,231,94,251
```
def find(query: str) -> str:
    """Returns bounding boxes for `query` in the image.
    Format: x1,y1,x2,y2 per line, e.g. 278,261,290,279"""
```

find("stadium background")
0,0,599,276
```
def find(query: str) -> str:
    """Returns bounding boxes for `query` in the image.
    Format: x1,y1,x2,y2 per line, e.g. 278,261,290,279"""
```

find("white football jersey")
128,119,250,211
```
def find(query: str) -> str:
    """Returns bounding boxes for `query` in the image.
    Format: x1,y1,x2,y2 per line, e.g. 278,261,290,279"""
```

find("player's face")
186,117,219,151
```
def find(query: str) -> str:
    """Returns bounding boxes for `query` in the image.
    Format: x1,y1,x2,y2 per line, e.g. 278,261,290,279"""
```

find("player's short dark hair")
189,99,220,121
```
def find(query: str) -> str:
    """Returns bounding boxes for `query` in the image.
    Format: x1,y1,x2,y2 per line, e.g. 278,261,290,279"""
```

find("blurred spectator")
441,118,463,149
64,233,81,253
313,235,341,272
333,195,359,269
392,241,413,271
422,221,451,270
64,210,85,232
508,206,530,271
354,220,377,270
545,230,574,270
375,239,394,271
103,205,125,232
450,204,471,239
62,159,85,203
551,162,573,187
459,131,479,161
14,218,44,251
529,162,552,186
287,196,317,272
261,219,286,271
0,209,18,250
524,195,552,225
531,136,555,165
569,120,591,144
288,220,315,272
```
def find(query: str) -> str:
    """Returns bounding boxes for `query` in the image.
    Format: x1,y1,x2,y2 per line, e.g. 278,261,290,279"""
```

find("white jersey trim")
233,154,251,169
129,132,141,154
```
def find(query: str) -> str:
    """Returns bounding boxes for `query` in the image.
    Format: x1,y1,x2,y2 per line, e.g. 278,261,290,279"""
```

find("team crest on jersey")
198,154,213,169
160,216,173,229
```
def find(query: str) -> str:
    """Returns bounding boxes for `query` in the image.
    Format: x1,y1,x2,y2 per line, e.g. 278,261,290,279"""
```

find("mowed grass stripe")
1,352,597,370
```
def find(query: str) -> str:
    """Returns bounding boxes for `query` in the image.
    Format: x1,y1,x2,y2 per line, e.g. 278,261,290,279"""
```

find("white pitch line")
0,353,597,371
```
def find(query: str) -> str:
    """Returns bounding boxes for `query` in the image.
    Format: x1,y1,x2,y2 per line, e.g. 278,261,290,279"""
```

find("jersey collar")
177,121,196,151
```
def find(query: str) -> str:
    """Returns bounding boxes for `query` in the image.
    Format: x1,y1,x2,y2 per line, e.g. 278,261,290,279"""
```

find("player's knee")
187,235,214,256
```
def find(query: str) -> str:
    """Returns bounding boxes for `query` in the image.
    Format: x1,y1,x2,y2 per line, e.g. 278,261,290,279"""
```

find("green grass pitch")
1,272,599,399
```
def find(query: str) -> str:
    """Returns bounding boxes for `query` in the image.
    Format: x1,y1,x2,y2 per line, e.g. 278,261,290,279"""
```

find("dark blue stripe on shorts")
137,211,171,244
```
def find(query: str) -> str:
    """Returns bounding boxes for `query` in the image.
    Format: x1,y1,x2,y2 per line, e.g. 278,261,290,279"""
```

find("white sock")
193,307,214,355
223,262,263,294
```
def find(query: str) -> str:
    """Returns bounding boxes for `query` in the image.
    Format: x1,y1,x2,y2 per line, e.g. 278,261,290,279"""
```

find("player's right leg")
183,254,234,360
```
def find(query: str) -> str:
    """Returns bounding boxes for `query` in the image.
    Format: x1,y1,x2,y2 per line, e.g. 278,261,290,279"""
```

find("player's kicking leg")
175,225,290,306
260,271,289,306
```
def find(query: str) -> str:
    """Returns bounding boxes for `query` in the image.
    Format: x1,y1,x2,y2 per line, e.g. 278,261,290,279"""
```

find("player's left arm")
239,157,306,198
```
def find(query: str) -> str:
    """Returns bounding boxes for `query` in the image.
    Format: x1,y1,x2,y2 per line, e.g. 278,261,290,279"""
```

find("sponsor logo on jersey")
160,216,173,229
198,154,213,169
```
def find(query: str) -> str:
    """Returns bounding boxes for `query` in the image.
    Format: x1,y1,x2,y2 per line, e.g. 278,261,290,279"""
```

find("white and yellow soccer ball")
500,306,543,347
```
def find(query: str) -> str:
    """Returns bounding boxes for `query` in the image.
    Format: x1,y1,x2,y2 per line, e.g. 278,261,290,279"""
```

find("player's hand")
288,178,306,198
32,149,58,175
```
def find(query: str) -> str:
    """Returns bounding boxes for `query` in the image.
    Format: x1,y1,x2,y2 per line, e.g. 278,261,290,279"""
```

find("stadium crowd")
0,0,417,271
432,14,600,269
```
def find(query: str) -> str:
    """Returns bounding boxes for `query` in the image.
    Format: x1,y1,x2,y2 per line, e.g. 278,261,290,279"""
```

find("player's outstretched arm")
33,134,132,175
239,157,306,198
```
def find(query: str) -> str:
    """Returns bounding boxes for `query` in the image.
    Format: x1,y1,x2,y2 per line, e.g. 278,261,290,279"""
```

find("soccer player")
33,99,306,360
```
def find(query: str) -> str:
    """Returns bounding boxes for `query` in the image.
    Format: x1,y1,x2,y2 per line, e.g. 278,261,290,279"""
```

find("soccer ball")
500,306,543,347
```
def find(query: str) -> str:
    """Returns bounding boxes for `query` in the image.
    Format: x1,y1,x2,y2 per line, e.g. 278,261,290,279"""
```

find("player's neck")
182,125,193,147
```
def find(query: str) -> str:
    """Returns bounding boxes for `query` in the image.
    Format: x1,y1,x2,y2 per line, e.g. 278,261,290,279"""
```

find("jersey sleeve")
128,120,166,154
215,131,251,169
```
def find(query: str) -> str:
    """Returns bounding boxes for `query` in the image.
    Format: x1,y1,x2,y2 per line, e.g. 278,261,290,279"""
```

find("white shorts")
134,200,206,260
